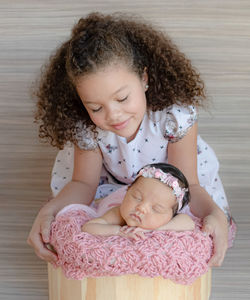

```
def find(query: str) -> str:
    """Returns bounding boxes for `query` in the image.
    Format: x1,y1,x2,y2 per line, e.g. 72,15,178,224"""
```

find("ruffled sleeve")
164,104,198,143
75,122,98,150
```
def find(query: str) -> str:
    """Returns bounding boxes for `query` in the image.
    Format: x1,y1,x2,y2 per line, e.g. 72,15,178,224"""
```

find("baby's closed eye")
132,194,142,201
152,205,167,214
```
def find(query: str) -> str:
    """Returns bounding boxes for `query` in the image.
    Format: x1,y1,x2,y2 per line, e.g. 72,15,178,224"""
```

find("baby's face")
120,177,176,230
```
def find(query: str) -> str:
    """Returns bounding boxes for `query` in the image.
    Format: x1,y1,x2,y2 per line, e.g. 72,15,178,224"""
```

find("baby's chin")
125,218,158,230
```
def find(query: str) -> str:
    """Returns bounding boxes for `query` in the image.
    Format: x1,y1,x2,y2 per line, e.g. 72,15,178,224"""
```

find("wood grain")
48,264,211,300
0,1,249,299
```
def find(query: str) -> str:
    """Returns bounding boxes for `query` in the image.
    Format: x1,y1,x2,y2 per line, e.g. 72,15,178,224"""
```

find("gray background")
0,0,249,299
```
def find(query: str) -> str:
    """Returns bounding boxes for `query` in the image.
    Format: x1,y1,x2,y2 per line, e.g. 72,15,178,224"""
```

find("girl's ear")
142,67,148,86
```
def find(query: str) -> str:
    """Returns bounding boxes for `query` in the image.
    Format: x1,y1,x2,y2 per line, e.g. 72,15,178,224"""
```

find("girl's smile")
76,63,148,142
111,118,131,130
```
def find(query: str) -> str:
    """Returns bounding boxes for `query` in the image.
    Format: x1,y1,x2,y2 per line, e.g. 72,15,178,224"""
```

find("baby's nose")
136,203,148,214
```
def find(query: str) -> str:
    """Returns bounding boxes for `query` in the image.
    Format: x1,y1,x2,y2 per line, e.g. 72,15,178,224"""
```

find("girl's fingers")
40,216,54,243
208,246,226,267
35,248,57,264
37,234,58,263
201,216,214,235
27,214,57,263
208,233,228,267
201,214,228,267
202,223,213,235
28,233,58,263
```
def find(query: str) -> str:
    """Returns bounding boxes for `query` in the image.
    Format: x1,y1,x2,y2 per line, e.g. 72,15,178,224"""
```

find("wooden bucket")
48,263,211,300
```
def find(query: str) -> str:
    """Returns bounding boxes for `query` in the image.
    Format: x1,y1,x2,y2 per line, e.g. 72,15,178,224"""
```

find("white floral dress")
51,104,233,223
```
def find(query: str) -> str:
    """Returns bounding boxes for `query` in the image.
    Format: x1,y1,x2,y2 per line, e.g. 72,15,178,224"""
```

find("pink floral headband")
137,166,188,211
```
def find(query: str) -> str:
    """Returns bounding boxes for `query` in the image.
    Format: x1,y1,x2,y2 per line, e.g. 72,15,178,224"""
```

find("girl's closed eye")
117,95,128,102
90,95,128,112
91,106,102,113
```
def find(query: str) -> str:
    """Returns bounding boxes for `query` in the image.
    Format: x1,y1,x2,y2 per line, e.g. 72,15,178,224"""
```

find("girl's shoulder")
76,125,98,150
148,104,198,143
75,122,112,150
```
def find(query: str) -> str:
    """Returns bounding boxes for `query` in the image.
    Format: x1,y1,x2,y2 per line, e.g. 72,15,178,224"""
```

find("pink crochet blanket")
50,205,215,285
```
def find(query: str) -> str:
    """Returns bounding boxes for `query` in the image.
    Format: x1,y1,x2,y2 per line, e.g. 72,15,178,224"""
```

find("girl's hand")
202,211,228,267
27,204,58,263
119,226,152,240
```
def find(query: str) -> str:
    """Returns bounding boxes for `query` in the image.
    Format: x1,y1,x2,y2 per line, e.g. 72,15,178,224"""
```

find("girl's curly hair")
34,12,206,149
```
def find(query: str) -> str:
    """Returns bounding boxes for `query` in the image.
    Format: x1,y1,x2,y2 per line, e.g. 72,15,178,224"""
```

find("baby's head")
120,163,190,230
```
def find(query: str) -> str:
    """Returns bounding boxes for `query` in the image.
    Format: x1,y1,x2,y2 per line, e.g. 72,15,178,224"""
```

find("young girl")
27,12,235,266
81,163,195,239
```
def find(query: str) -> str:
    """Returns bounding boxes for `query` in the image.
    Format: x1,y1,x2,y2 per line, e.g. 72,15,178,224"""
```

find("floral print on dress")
106,144,118,153
197,144,202,155
75,122,98,150
164,105,198,143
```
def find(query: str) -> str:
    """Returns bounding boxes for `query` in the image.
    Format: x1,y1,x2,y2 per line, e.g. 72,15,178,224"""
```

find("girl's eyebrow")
111,85,128,96
83,85,128,104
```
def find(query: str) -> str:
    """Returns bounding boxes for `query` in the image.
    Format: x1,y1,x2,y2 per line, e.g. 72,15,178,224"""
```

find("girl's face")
120,177,177,230
76,63,148,142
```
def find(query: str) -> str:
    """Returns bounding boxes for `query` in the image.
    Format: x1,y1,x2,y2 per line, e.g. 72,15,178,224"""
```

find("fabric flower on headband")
137,166,188,211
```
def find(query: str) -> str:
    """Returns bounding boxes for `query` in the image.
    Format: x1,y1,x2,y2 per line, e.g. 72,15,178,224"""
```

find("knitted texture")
50,206,214,285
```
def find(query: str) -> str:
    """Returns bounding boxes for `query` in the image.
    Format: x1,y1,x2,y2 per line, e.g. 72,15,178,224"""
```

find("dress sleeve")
50,125,98,197
164,104,198,143
75,122,98,150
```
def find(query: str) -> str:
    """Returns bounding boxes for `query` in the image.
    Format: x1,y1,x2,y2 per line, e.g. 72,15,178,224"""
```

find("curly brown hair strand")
34,12,206,149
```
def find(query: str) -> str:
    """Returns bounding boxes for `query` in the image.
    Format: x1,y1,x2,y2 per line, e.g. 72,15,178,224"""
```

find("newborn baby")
82,163,195,239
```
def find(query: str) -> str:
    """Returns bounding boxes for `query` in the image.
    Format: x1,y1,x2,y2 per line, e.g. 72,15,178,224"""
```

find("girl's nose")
106,104,122,122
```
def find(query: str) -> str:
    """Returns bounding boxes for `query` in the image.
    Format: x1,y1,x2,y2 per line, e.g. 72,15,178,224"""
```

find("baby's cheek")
150,215,171,229
141,217,160,230
120,203,129,220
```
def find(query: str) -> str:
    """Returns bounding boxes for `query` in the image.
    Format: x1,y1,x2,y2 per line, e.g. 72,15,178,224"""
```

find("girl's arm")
46,145,103,213
167,122,228,266
81,206,125,236
168,123,218,216
27,145,103,262
156,213,195,231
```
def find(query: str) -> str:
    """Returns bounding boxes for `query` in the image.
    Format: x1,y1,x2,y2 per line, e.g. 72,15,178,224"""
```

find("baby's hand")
119,226,152,240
